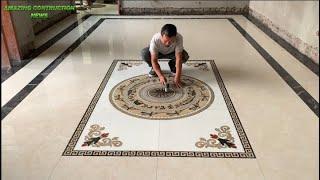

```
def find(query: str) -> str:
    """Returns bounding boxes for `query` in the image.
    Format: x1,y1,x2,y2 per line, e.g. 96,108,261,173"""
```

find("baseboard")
121,7,249,15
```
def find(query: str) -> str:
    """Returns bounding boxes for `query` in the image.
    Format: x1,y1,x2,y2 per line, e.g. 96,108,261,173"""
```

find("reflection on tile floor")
63,60,254,158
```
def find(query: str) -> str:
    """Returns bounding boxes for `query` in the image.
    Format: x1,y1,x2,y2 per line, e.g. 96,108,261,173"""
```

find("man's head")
160,24,177,47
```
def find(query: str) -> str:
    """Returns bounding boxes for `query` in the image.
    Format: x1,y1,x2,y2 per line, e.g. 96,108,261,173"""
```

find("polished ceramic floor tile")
1,140,65,180
156,158,265,180
1,16,101,107
50,156,157,180
1,15,318,180
233,16,319,101
34,13,88,48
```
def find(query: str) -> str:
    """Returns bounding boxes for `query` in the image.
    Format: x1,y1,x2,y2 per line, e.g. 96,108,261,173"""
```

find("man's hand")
174,52,183,88
159,75,167,85
174,75,182,88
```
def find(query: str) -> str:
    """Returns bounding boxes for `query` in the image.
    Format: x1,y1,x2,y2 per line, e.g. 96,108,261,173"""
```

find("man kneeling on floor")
141,24,189,88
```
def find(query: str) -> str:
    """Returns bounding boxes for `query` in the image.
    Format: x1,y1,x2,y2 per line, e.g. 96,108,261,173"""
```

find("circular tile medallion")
109,74,214,120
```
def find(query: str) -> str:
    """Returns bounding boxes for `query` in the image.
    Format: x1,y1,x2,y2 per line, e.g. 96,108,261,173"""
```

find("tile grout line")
1,14,92,83
156,120,160,180
255,157,267,180
228,18,319,117
47,155,64,180
1,18,106,120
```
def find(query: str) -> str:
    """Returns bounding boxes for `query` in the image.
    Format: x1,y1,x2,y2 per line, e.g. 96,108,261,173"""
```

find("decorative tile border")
186,62,210,71
117,61,143,71
64,150,255,158
62,60,255,158
121,7,249,15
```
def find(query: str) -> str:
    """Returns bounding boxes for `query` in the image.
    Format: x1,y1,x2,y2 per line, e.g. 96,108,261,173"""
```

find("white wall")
9,0,35,57
8,0,74,58
30,0,74,34
249,1,319,62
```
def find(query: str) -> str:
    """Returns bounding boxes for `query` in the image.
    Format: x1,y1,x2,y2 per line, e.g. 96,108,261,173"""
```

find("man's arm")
151,53,166,85
174,52,183,88
175,52,182,78
174,34,183,88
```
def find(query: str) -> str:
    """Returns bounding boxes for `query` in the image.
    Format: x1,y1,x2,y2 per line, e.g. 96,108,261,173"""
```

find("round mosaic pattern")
109,74,214,120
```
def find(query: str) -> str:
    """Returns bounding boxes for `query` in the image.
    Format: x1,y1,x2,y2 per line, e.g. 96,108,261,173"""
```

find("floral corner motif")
186,62,209,71
118,62,143,71
195,125,237,149
82,124,123,147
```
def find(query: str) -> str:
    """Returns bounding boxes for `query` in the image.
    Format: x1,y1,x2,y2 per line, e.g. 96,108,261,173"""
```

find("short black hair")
161,24,177,37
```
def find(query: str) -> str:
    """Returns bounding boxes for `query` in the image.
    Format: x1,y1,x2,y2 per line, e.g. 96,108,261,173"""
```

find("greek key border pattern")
62,60,255,158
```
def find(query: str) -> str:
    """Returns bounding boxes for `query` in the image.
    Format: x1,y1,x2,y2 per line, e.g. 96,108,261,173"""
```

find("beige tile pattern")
1,15,318,180
34,13,87,49
66,60,248,154
2,141,64,180
1,16,101,107
157,158,265,180
50,157,157,180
